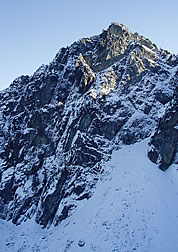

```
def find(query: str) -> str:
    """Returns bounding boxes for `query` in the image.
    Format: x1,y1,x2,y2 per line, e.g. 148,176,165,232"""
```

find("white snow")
147,58,156,65
0,138,178,252
142,45,157,56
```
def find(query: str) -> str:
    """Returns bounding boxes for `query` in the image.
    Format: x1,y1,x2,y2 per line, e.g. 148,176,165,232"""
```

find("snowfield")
0,138,178,252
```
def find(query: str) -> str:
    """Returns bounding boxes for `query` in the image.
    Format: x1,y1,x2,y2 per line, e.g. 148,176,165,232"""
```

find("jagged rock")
0,23,177,228
75,53,96,93
78,240,85,247
35,167,68,228
148,99,178,171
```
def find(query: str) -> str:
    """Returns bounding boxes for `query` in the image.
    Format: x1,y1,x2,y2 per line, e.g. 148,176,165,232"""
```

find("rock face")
0,22,177,228
148,96,178,171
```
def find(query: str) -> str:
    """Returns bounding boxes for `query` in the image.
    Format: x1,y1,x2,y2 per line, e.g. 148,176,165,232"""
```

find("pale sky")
0,0,177,90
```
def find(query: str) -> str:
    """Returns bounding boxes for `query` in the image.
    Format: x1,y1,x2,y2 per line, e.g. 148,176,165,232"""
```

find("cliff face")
148,97,178,171
0,22,177,228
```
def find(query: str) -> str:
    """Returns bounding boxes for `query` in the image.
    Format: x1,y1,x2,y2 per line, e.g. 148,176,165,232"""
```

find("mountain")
0,22,177,250
1,139,178,252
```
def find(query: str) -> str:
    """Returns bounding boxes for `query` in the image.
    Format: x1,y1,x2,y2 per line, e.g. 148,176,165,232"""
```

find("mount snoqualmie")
0,22,178,252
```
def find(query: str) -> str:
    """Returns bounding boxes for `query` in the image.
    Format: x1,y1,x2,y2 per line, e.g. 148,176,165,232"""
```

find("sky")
0,0,177,90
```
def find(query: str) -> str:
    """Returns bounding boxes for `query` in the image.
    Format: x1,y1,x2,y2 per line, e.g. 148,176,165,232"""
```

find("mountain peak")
0,22,177,232
107,22,131,36
74,22,160,72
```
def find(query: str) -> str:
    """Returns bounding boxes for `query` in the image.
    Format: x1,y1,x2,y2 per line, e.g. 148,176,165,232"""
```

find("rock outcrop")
0,22,177,228
148,94,178,171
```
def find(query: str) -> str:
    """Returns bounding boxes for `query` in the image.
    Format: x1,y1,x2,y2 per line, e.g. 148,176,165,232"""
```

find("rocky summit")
0,22,177,229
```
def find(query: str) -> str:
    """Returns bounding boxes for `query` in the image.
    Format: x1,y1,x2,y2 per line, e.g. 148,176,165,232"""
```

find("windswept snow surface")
0,138,178,252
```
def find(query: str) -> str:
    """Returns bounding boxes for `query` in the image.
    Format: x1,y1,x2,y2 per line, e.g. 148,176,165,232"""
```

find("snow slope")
0,138,178,252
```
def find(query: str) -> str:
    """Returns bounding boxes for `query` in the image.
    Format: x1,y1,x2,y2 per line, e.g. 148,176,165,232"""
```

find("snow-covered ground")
0,138,178,252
